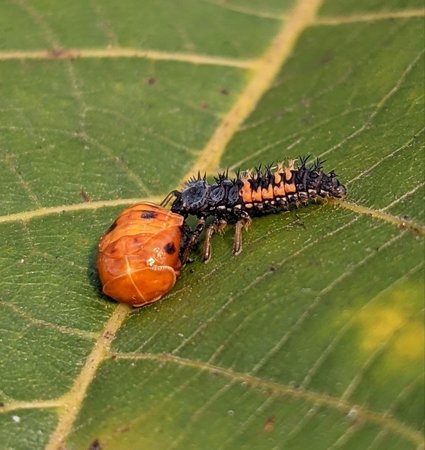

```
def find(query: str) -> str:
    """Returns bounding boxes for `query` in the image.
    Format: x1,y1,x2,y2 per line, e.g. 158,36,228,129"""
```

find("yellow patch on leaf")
356,282,424,363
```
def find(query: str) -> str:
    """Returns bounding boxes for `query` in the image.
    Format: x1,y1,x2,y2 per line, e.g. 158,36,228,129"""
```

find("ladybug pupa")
96,202,186,307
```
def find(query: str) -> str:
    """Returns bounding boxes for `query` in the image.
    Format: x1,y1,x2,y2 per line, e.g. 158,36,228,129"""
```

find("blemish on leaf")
263,415,276,432
146,77,156,86
319,52,333,65
88,438,101,450
47,48,72,59
355,282,424,365
103,331,114,341
80,188,91,202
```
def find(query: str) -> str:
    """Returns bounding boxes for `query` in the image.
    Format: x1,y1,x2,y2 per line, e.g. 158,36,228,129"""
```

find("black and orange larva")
161,156,346,262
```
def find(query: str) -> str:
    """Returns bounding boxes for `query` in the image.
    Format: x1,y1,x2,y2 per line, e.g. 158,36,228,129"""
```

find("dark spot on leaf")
200,102,209,110
319,52,333,65
220,88,229,95
80,188,91,202
88,438,101,450
146,77,156,85
141,211,157,219
103,331,114,340
47,48,73,59
0,402,4,407
164,242,176,254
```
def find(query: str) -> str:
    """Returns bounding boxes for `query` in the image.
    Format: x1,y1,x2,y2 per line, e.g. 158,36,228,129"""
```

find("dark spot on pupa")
164,242,176,254
141,211,157,219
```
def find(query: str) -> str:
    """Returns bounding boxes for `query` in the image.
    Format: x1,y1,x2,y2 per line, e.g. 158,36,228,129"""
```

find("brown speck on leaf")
88,439,102,450
319,52,333,65
347,407,363,426
200,102,209,110
80,188,91,202
220,88,229,95
0,402,4,407
47,48,73,60
118,425,130,433
146,77,156,85
103,331,114,340
263,415,276,433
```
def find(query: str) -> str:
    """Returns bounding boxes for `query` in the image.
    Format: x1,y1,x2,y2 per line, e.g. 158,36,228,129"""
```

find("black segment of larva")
141,211,157,219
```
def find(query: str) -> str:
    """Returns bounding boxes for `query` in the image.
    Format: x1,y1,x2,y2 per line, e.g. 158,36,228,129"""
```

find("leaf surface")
0,1,423,449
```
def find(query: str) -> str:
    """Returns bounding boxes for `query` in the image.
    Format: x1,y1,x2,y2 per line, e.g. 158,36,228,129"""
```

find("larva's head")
320,171,347,198
171,179,209,216
296,158,347,199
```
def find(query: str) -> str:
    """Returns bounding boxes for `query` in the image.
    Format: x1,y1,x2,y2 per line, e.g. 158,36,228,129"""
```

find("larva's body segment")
162,156,346,262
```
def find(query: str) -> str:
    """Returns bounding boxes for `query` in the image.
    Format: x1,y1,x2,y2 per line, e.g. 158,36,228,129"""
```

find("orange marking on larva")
274,183,286,197
240,179,253,203
252,186,262,203
273,163,283,183
262,184,274,200
284,160,296,182
285,183,296,194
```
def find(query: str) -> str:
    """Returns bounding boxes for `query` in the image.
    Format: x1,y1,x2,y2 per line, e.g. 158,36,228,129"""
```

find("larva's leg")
233,216,252,256
181,217,205,264
203,219,227,263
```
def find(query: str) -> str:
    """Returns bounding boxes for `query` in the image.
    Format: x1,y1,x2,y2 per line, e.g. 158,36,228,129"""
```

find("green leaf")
0,1,424,450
